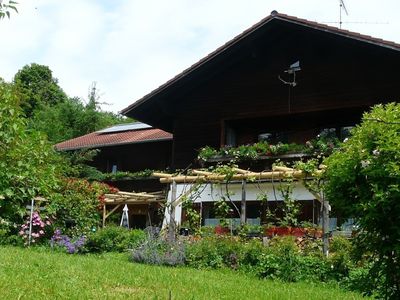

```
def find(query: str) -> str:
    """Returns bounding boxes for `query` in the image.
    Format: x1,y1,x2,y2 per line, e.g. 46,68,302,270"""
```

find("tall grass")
0,246,364,299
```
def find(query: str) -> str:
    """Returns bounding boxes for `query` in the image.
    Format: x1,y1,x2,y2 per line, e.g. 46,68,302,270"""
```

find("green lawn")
0,246,364,300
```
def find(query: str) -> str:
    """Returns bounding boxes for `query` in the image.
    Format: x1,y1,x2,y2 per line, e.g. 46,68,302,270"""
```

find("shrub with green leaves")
84,226,145,253
324,103,400,299
48,179,117,236
0,81,64,237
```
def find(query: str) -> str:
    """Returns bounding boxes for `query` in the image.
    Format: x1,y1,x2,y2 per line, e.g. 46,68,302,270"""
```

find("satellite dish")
279,61,301,86
286,61,301,74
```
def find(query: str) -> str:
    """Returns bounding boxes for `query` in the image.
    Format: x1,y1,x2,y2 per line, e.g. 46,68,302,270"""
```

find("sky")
0,0,399,114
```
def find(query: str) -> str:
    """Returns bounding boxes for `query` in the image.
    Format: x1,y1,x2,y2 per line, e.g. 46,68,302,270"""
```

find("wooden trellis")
153,165,330,256
102,191,165,227
153,166,323,183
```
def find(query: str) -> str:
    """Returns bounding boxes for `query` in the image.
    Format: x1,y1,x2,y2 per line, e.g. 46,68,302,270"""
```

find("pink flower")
19,230,24,236
39,230,44,235
46,220,51,225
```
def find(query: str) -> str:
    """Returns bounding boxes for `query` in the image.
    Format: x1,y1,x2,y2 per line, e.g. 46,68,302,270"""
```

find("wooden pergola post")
322,197,330,257
168,180,177,242
102,203,106,227
241,179,246,225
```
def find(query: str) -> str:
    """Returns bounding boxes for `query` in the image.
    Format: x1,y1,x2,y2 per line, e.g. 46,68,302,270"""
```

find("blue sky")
0,0,399,113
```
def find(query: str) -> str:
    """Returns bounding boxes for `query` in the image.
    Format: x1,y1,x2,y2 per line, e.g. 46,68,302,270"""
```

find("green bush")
324,103,400,299
185,235,358,284
48,179,117,236
185,236,242,269
328,236,354,280
84,226,145,253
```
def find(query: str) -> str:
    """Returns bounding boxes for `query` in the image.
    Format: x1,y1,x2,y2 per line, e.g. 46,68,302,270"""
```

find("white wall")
163,181,315,226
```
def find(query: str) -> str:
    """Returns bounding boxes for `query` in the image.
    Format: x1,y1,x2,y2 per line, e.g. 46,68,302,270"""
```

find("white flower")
372,149,380,156
361,160,370,168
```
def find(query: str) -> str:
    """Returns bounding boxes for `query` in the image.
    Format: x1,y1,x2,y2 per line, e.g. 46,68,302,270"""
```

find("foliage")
214,198,230,227
0,0,17,19
198,141,306,162
324,103,400,299
0,81,64,233
185,235,361,285
88,169,157,182
304,128,340,158
185,236,245,269
131,234,185,266
181,198,201,234
277,179,300,227
48,179,118,236
13,64,129,143
197,130,341,163
30,90,128,143
13,63,68,117
84,226,146,253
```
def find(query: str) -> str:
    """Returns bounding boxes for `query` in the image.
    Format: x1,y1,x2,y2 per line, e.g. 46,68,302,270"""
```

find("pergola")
152,165,330,256
102,191,166,227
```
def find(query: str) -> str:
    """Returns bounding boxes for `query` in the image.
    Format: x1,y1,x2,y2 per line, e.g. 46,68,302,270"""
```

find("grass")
0,246,364,300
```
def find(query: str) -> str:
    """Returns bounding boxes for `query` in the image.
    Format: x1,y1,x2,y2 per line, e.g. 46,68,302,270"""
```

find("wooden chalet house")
121,11,400,228
56,123,172,228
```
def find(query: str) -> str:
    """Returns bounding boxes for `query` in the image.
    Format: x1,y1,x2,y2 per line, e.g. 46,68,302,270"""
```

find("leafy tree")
28,81,129,143
0,0,17,19
13,63,68,117
75,82,128,135
0,80,64,232
324,103,400,299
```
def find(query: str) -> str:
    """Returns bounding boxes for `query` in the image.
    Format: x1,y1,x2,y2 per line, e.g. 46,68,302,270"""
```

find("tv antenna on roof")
278,61,301,113
339,0,349,29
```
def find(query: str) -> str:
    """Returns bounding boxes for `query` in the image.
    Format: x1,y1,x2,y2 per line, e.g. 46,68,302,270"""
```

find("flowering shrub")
50,229,86,254
132,233,185,266
18,212,51,245
49,179,118,235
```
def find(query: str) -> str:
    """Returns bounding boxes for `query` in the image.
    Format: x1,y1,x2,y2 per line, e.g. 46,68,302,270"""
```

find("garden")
1,77,399,299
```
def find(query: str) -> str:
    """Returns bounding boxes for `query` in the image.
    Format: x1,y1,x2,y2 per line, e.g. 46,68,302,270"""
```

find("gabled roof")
121,10,400,126
55,123,172,151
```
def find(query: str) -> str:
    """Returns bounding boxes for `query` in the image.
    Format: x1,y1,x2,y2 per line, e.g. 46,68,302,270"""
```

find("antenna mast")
339,0,349,29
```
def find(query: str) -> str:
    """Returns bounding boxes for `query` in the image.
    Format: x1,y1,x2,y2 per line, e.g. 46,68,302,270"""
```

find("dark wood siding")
169,24,399,167
90,140,172,172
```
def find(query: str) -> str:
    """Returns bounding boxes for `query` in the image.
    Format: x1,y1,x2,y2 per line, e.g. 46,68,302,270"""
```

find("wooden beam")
153,172,174,178
241,180,246,225
105,204,122,219
171,183,199,207
102,203,106,228
159,171,309,183
192,170,213,176
233,167,251,174
272,166,294,172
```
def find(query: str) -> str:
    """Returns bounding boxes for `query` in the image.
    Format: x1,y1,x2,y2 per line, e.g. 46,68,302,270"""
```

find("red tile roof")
55,127,172,151
121,11,400,116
